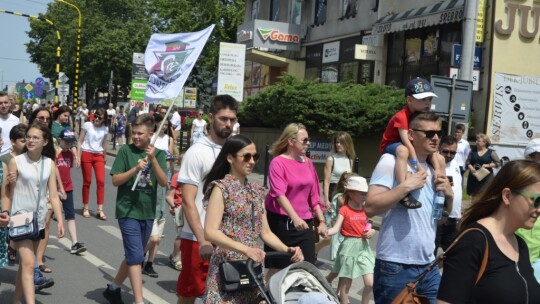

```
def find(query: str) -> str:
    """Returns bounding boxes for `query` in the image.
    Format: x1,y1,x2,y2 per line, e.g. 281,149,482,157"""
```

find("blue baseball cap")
405,77,438,99
59,128,77,142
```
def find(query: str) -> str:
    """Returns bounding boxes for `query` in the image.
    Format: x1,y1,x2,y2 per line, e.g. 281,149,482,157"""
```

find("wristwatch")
442,210,450,218
1,210,9,216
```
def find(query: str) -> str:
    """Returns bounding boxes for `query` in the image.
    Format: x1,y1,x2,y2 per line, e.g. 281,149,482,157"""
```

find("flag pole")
131,101,176,191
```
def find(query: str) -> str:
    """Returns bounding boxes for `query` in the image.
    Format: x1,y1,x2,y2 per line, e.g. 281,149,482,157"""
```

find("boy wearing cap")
57,128,87,254
379,77,445,208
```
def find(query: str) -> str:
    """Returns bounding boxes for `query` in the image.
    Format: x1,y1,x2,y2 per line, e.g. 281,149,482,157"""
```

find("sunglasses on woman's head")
236,152,260,162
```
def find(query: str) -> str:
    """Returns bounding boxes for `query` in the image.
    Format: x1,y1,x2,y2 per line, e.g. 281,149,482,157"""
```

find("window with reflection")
251,0,259,20
342,0,357,17
291,0,302,25
270,0,280,21
315,0,327,25
339,62,359,83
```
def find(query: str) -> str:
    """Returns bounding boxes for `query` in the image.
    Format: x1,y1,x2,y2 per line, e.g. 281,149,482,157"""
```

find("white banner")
144,25,215,103
490,73,540,147
217,42,246,102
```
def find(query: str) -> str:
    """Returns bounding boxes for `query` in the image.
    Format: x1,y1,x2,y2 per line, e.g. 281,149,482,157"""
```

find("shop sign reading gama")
257,28,300,44
495,1,540,40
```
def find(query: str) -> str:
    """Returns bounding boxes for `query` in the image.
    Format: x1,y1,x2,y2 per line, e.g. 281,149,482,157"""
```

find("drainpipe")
460,0,479,81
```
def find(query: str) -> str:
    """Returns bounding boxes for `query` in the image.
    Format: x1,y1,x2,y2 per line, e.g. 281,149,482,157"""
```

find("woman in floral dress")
203,135,303,303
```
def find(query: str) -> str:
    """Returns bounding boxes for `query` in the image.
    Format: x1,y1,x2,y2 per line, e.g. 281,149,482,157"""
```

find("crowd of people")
1,77,540,304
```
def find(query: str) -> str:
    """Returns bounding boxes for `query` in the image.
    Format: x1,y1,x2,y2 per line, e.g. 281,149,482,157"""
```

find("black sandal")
399,193,422,209
8,246,17,262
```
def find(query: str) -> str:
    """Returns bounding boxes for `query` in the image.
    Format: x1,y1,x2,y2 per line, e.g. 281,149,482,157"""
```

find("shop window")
341,0,357,19
305,67,321,81
251,0,259,20
270,0,280,21
339,62,359,83
359,62,374,84
321,65,339,83
314,0,327,25
291,0,302,25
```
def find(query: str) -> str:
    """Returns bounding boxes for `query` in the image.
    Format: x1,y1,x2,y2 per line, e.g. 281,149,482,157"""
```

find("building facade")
238,0,540,160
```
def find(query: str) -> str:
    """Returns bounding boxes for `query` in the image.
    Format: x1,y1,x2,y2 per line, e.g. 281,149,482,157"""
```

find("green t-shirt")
516,220,540,262
110,144,167,220
51,121,70,140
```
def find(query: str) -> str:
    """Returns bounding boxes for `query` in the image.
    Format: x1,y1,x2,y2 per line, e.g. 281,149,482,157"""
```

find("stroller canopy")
268,261,339,303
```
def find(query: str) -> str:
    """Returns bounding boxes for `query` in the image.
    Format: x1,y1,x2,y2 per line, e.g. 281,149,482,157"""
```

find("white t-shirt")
81,121,108,153
445,159,463,219
178,136,222,241
232,122,240,135
77,108,89,121
170,111,181,131
192,119,207,133
455,138,471,168
0,114,21,155
370,153,437,265
152,134,170,153
106,108,116,118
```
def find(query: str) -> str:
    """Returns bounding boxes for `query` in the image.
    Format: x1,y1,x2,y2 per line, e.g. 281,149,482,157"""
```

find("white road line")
51,230,170,304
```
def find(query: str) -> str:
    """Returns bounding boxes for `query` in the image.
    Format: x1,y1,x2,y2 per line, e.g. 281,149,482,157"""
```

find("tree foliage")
239,75,405,137
26,0,245,104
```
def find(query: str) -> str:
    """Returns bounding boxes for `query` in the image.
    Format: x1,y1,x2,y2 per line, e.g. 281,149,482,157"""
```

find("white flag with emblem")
144,24,215,103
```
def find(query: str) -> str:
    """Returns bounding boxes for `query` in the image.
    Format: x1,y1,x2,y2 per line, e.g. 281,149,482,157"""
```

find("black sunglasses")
236,152,260,162
441,149,457,155
294,137,311,144
94,116,103,120
514,190,540,208
412,129,442,139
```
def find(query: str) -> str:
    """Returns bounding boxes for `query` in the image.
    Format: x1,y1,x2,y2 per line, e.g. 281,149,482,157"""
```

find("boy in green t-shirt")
103,114,168,304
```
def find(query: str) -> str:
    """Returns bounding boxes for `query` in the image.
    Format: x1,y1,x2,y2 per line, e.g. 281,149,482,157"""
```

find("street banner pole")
131,24,215,190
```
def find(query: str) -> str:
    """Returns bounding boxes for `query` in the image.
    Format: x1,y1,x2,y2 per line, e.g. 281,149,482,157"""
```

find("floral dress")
115,113,126,137
203,174,265,304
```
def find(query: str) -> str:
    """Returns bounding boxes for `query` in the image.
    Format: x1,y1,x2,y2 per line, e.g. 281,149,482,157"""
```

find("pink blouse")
265,155,322,219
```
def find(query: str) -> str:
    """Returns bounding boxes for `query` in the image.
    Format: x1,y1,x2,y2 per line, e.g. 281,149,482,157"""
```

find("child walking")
326,176,375,304
102,114,168,304
57,128,87,254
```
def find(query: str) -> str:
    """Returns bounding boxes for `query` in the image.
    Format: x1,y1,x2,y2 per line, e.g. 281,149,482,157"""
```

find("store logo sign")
257,28,300,44
495,2,540,40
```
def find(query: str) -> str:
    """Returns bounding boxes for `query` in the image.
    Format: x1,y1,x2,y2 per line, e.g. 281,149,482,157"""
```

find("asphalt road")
0,151,377,304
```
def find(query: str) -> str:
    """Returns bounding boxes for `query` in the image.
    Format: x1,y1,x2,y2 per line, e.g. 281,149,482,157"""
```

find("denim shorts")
61,191,75,220
374,259,440,304
118,218,153,265
383,142,403,156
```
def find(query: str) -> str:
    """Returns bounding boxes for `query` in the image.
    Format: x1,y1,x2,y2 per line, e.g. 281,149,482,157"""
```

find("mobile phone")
447,176,454,184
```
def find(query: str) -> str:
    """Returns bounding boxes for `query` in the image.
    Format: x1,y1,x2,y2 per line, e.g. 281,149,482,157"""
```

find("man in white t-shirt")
434,135,463,254
454,123,470,175
365,112,453,303
176,95,238,304
0,92,21,155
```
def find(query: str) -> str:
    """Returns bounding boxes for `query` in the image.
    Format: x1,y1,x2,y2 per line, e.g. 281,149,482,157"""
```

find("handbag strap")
36,156,44,212
416,227,489,286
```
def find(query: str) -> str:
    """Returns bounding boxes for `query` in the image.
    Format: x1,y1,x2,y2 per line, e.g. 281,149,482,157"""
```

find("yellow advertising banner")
476,0,485,43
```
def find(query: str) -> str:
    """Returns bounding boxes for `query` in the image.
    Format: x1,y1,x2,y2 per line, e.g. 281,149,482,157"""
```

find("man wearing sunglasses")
176,94,238,304
517,138,540,282
366,112,454,303
0,92,20,156
434,136,462,255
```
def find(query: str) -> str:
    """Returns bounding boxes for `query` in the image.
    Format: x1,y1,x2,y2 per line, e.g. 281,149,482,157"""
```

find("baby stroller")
248,252,340,304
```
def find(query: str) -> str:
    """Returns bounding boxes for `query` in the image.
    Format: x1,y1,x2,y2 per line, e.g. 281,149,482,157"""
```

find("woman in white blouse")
77,108,108,220
190,110,207,144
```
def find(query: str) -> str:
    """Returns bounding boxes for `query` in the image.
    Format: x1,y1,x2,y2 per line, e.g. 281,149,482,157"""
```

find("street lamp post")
56,0,82,109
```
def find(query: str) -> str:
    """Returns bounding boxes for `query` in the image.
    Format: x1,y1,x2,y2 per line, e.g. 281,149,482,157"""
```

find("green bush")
238,75,405,137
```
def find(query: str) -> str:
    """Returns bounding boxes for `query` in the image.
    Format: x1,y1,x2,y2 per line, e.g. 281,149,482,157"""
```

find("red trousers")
81,151,105,205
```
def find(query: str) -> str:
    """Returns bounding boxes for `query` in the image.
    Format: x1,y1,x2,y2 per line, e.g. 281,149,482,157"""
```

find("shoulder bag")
472,166,490,181
391,227,489,304
218,186,263,292
8,156,44,242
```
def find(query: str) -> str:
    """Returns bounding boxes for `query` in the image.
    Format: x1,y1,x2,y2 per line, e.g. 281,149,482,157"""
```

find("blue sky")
0,0,52,89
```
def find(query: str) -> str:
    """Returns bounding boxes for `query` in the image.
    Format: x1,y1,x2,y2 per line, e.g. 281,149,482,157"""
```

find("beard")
215,126,232,139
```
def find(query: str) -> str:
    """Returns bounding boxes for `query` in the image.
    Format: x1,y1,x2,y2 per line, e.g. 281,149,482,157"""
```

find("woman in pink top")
264,123,327,277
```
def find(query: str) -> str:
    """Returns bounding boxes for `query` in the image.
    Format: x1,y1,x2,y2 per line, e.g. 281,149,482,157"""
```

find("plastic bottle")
432,191,445,221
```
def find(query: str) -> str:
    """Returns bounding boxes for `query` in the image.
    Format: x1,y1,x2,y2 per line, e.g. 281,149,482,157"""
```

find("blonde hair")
476,133,491,147
331,131,356,160
270,123,306,156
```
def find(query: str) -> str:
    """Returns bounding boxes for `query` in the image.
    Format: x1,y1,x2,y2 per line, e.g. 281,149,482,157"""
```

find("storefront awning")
372,0,464,35
246,49,290,67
